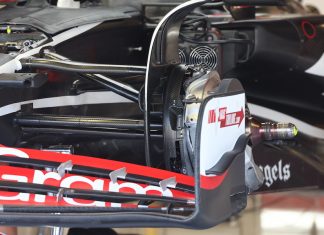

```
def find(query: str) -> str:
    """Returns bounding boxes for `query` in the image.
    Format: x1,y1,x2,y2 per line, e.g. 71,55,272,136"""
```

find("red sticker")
301,20,317,40
218,107,244,128
208,109,217,124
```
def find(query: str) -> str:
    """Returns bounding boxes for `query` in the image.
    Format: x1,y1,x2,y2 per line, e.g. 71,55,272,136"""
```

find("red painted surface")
0,145,227,207
0,166,195,207
200,172,227,190
0,145,195,187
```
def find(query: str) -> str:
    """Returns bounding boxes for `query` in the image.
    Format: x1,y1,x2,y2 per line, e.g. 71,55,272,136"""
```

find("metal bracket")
56,160,73,178
109,167,127,184
159,177,177,191
56,188,65,202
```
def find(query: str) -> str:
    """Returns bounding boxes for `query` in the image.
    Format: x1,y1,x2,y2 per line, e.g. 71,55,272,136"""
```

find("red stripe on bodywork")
200,172,227,190
0,146,227,191
0,146,195,187
0,166,194,200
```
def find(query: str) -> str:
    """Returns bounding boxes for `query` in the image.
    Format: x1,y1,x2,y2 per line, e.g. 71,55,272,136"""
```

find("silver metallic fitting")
56,188,65,202
56,160,73,178
159,177,177,191
109,167,127,184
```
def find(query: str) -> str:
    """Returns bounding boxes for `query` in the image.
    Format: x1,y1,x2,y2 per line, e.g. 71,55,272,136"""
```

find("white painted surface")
200,93,245,175
306,53,324,77
0,91,132,116
57,0,80,8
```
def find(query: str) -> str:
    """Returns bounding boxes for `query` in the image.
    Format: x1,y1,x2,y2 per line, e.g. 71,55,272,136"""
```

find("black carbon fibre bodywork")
0,0,323,229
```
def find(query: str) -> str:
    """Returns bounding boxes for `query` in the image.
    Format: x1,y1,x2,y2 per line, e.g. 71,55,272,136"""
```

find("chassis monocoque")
0,0,323,230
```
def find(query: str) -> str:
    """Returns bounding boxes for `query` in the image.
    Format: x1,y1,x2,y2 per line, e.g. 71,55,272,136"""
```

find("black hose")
20,58,147,76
